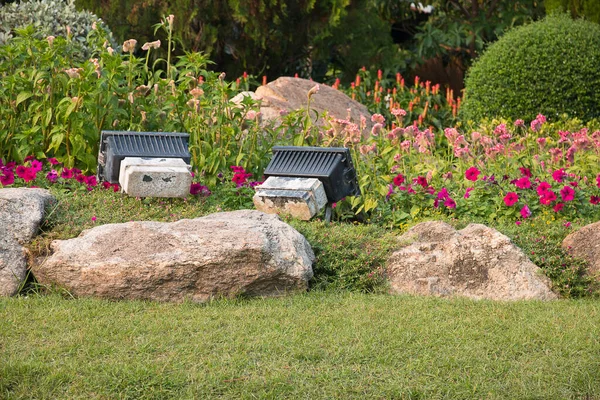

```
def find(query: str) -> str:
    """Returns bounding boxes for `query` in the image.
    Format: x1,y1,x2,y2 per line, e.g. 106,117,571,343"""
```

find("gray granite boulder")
387,221,557,301
0,188,55,296
562,221,600,280
34,210,314,303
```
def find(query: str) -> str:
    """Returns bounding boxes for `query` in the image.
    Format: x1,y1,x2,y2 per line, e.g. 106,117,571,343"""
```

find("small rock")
34,210,314,302
562,221,600,279
387,221,557,300
0,188,55,296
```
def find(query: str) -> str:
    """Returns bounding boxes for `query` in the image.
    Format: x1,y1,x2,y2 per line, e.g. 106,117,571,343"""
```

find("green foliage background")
545,0,600,23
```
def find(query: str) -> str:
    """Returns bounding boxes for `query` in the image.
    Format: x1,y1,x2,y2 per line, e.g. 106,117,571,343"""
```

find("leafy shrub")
0,0,115,58
461,13,600,123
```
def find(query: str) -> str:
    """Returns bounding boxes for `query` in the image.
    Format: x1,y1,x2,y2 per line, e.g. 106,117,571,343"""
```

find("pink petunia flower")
519,167,532,178
553,203,564,212
552,169,567,183
560,185,575,202
596,173,600,189
48,158,61,165
504,192,519,206
536,181,552,197
515,176,531,189
464,187,473,199
0,172,14,186
590,195,600,205
444,198,456,209
465,167,481,182
540,191,557,205
46,170,58,183
30,159,43,172
392,174,405,186
415,176,428,188
520,204,531,219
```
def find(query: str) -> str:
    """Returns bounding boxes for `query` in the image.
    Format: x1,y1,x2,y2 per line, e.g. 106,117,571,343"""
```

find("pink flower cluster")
189,183,211,196
231,166,261,188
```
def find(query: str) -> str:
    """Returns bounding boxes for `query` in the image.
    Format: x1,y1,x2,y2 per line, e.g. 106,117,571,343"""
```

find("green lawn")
2,292,599,399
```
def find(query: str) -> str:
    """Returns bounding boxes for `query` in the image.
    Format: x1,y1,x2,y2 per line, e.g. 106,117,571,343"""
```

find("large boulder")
0,188,55,296
232,77,372,128
34,210,314,303
562,221,600,279
387,221,557,301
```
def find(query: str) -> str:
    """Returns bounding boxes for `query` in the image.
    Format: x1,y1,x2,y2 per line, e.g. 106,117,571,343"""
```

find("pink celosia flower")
465,167,480,182
520,204,531,218
504,192,518,206
560,185,575,202
371,114,385,124
391,108,407,117
514,119,525,127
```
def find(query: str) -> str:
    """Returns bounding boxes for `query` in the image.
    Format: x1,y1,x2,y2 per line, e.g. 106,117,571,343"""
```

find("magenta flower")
540,191,557,205
560,185,575,202
437,188,450,200
75,174,86,183
190,183,211,196
444,198,456,209
504,192,518,206
552,168,566,183
515,177,531,189
30,159,43,172
415,176,428,188
553,203,564,212
102,181,111,189
0,172,14,186
16,165,37,182
519,167,532,178
590,196,600,205
85,175,98,187
515,221,522,226
596,173,600,189
61,168,74,179
48,158,60,165
465,167,481,182
520,204,531,219
564,222,571,228
46,170,58,183
392,173,405,186
536,181,552,196
464,187,473,199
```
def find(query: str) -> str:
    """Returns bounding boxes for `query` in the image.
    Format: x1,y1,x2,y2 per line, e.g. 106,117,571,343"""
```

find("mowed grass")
1,292,599,399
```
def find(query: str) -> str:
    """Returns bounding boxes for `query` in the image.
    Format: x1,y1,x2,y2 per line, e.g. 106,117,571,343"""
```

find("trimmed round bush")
461,13,600,123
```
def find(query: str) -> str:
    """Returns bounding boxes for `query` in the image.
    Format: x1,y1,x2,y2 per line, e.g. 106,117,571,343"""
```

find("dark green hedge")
460,13,600,123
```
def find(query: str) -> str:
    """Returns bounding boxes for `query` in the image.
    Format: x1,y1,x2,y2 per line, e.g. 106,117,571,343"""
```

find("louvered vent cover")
263,146,360,203
97,131,191,183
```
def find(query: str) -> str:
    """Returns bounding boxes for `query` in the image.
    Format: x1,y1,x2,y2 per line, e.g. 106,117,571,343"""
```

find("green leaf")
16,91,33,106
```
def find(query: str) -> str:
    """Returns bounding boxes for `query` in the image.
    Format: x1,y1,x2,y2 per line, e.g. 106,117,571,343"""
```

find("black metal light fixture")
97,130,191,183
262,146,361,221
